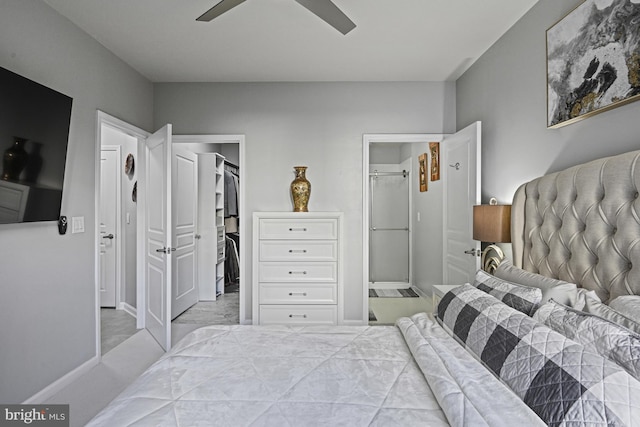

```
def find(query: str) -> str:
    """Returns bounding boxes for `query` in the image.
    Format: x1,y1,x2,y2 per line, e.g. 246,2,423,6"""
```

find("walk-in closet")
171,141,241,326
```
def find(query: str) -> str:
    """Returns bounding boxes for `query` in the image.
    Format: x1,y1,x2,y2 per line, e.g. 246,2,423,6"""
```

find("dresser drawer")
258,262,337,282
259,283,337,304
259,218,337,240
0,206,19,222
259,240,337,262
0,184,27,210
259,305,337,325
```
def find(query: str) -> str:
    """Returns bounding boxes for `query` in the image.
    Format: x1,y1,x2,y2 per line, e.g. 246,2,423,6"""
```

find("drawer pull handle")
289,271,308,275
289,249,307,253
289,314,307,318
288,292,308,296
289,227,307,232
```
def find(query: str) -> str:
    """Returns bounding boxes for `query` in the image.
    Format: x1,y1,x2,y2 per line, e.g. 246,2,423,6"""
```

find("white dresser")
253,212,343,325
0,180,29,223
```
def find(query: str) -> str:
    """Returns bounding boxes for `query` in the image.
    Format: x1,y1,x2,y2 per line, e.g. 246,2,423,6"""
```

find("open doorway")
170,136,243,342
362,125,482,325
362,134,444,325
95,112,247,354
96,114,149,356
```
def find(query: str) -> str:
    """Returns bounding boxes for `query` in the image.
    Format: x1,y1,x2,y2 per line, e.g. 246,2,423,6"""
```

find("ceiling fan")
196,0,357,35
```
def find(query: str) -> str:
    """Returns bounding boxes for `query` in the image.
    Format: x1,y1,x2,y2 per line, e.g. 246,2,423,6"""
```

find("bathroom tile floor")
368,288,433,325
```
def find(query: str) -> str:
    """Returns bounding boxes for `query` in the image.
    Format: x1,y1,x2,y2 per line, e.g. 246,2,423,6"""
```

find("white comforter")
88,314,541,426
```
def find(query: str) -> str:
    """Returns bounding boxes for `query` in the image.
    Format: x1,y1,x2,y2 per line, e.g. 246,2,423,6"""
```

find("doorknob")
102,234,114,239
464,248,479,256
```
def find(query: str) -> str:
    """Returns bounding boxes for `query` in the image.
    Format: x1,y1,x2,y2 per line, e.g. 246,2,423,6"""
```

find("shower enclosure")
369,168,411,287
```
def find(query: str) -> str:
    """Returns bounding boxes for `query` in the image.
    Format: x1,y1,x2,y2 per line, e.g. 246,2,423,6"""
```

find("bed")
88,151,640,426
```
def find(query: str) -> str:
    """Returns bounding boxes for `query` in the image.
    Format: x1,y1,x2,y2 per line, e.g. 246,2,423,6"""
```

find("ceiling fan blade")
196,0,248,22
294,0,356,35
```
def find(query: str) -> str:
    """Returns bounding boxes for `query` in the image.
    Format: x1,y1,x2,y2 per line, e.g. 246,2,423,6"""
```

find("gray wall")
409,141,444,295
457,0,640,206
0,0,153,403
154,82,456,323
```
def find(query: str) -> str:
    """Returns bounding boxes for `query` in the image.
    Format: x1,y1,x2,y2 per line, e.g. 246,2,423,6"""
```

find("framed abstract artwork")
547,0,640,128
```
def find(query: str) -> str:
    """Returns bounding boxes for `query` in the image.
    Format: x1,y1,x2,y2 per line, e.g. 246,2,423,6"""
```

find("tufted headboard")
511,150,640,303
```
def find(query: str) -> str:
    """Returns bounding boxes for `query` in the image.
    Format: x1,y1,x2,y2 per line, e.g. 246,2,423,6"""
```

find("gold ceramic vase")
290,166,311,212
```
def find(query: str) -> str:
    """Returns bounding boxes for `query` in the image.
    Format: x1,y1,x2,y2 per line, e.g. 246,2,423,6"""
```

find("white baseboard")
120,302,137,318
23,356,100,404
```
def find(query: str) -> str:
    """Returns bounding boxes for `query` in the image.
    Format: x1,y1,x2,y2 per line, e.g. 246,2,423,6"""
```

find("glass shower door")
369,171,409,284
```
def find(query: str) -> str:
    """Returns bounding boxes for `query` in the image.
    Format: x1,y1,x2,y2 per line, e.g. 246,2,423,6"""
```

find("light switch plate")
72,216,85,233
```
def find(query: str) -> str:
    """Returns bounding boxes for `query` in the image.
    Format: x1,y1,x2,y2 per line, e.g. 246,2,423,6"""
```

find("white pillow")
584,297,640,335
494,259,578,306
573,288,601,311
609,296,640,325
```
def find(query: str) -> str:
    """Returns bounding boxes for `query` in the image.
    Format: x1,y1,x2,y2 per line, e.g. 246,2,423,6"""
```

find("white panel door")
144,124,173,351
99,148,118,307
443,122,481,285
171,148,199,319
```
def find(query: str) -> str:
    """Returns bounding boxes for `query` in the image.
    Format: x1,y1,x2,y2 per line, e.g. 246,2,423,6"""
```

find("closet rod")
369,170,409,177
224,160,239,169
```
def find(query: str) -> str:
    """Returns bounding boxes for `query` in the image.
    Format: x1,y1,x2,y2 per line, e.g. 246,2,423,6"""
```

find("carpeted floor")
47,329,164,427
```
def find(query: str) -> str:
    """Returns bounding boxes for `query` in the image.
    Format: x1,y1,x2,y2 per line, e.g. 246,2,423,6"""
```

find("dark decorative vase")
2,137,28,181
290,166,311,212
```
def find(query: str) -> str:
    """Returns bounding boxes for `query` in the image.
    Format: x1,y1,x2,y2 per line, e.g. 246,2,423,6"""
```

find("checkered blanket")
437,284,640,426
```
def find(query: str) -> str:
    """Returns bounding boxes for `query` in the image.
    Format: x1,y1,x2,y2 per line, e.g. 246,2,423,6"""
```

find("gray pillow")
610,296,640,325
584,297,640,335
534,299,640,381
494,259,578,306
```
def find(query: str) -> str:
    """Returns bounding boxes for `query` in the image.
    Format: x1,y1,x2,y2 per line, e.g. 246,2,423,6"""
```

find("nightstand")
432,285,460,311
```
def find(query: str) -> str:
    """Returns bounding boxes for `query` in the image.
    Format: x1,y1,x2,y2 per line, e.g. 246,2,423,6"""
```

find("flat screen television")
0,66,73,224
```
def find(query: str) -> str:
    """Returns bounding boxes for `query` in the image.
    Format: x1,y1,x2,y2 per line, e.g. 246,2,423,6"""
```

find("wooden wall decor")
418,153,428,192
429,142,440,181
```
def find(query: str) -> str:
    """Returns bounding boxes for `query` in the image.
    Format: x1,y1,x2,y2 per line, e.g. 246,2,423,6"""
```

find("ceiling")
42,0,539,83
